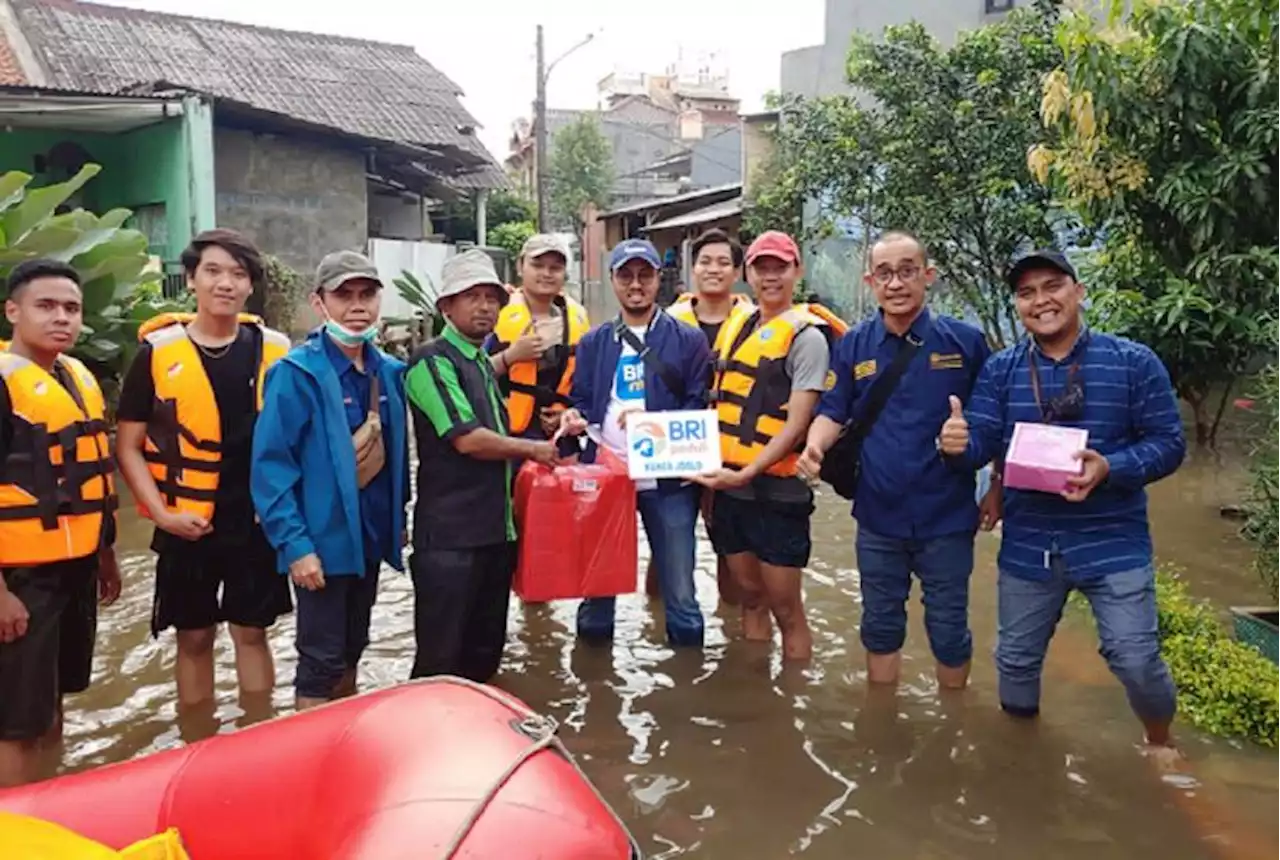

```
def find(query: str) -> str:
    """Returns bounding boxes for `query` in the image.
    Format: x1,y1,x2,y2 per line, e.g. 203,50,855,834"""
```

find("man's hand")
938,395,969,456
797,443,825,481
616,406,643,429
97,548,122,606
526,440,558,467
690,467,752,492
1062,449,1110,502
159,511,213,542
290,553,325,591
978,477,1003,531
0,587,29,643
505,323,545,364
559,408,588,437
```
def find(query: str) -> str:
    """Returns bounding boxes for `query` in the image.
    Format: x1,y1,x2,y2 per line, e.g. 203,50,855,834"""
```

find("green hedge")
1157,571,1277,747
1070,568,1277,747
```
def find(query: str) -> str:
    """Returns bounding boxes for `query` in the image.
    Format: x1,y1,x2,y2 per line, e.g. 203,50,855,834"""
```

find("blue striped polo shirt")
957,329,1186,581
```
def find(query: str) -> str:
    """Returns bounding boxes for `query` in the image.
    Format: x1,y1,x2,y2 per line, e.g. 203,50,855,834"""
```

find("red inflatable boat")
0,678,640,859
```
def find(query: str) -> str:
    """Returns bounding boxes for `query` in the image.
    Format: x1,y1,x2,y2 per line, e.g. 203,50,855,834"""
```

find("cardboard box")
1003,422,1088,494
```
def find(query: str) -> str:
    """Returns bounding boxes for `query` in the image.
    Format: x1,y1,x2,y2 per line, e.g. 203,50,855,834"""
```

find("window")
985,0,1015,12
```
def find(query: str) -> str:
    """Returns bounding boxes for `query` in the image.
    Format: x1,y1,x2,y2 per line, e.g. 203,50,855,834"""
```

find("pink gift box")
1003,422,1088,494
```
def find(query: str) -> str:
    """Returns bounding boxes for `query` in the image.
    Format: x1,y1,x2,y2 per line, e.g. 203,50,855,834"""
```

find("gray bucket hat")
439,249,509,303
316,250,383,292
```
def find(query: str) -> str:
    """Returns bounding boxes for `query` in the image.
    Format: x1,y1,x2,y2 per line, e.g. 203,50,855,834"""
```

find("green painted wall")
0,118,192,262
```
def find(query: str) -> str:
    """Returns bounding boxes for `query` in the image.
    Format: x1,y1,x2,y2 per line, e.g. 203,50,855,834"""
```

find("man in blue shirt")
252,251,410,711
939,249,1184,748
799,231,994,689
560,239,713,647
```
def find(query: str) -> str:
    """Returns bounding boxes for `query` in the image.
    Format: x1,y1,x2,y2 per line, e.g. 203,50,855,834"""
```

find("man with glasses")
938,249,1184,750
559,239,712,648
799,231,992,687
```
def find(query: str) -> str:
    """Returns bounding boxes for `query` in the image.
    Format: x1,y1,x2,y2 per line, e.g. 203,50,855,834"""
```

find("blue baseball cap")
609,239,662,272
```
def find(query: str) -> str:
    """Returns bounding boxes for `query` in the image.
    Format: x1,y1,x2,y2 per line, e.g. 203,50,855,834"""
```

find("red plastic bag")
513,446,638,602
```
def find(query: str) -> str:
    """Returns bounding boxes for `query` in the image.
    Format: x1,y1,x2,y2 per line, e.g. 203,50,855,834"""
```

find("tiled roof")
0,31,27,85
10,0,504,188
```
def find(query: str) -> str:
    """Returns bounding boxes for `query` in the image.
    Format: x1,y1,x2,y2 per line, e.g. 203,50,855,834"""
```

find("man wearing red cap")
693,230,836,661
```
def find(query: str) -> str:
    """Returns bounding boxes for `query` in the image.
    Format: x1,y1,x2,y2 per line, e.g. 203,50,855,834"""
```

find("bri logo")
630,420,666,458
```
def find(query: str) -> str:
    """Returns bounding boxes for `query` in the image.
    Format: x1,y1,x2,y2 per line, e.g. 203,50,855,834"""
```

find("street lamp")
534,27,596,232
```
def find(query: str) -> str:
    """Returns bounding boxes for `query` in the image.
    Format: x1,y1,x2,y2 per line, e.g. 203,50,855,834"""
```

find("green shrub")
261,255,307,334
488,220,535,271
1070,567,1278,747
1157,570,1278,747
1240,363,1279,601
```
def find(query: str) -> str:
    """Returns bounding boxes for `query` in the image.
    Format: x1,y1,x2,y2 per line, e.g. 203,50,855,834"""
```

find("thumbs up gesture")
938,395,969,456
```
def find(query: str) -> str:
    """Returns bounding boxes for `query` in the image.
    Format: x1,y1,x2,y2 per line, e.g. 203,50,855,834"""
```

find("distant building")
505,57,743,216
781,0,1021,98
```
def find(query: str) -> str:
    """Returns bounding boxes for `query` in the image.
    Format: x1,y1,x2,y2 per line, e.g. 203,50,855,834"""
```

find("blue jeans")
855,527,975,667
577,486,703,646
997,561,1176,721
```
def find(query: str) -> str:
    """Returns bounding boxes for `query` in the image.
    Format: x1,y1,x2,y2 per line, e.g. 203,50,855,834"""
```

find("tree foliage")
1036,0,1278,445
488,220,536,267
548,114,613,237
1241,360,1279,599
261,254,307,335
0,164,187,388
746,1,1065,346
433,189,536,246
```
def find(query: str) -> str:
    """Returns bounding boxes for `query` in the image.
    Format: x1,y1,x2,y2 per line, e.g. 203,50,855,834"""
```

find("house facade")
0,0,505,312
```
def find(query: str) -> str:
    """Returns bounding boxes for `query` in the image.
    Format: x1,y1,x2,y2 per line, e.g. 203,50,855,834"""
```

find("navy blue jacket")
570,309,712,491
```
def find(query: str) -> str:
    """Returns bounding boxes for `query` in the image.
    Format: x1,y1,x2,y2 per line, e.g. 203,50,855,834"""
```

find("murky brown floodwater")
54,448,1278,859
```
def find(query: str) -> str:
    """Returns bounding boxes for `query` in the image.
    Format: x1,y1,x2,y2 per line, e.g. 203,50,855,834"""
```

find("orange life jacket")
712,306,838,478
0,351,116,566
135,313,290,521
492,292,590,434
667,293,756,353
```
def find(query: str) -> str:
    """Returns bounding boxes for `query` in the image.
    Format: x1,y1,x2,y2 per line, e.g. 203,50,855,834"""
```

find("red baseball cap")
745,230,801,265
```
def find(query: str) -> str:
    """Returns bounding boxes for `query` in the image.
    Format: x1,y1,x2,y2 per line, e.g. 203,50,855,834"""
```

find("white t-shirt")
600,325,656,491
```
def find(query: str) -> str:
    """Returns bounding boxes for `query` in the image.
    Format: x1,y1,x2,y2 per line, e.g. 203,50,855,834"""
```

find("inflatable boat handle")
434,677,642,860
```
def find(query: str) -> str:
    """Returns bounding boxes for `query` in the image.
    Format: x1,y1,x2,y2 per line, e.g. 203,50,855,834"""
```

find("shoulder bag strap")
617,322,686,402
850,332,923,442
368,372,381,419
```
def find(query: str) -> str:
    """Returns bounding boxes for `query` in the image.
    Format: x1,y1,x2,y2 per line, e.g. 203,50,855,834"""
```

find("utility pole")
534,24,548,232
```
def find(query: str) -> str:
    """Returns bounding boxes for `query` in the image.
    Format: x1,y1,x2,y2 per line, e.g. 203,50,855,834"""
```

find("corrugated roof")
597,182,742,218
641,196,743,232
10,0,505,188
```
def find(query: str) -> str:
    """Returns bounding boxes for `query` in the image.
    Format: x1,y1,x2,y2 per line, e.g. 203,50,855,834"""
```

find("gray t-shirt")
726,325,830,503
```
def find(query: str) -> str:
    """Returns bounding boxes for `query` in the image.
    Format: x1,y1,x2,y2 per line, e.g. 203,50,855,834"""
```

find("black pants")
0,559,97,741
410,542,515,684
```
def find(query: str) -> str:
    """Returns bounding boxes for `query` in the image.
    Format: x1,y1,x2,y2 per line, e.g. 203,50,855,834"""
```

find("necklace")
193,338,234,360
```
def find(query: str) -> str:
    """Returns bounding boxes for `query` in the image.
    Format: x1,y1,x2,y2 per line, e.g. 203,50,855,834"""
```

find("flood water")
54,449,1278,859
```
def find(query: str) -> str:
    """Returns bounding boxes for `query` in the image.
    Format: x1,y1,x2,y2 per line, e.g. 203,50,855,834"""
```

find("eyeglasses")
869,264,921,286
614,267,657,287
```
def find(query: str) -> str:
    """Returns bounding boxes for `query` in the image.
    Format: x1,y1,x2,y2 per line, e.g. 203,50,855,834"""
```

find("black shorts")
151,527,292,636
709,492,814,569
0,558,98,740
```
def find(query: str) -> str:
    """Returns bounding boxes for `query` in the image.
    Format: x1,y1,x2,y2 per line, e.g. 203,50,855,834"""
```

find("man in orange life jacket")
115,229,292,716
0,259,120,787
654,228,755,605
486,234,590,443
693,231,836,662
